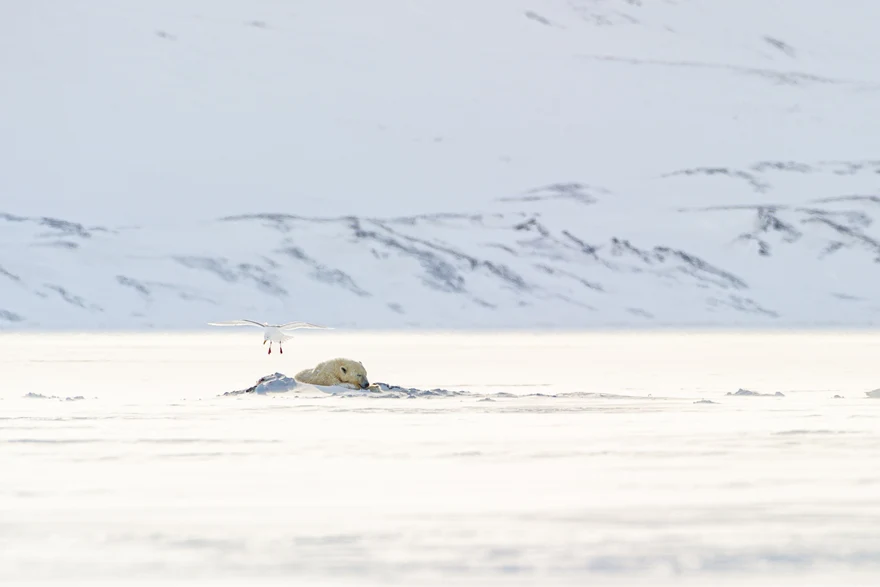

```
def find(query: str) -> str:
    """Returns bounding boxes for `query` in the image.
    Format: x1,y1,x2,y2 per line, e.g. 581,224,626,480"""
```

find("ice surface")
3,331,880,586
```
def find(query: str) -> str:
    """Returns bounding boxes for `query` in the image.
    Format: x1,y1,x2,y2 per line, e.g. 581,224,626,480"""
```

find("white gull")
207,319,331,354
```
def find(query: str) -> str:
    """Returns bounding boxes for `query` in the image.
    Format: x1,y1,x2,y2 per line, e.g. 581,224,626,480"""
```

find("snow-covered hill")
3,1,880,329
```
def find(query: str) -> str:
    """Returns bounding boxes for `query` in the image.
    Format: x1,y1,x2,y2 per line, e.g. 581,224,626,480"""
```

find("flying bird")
208,319,332,354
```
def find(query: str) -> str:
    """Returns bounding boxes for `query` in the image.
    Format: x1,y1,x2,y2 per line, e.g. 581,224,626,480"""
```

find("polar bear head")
336,358,369,389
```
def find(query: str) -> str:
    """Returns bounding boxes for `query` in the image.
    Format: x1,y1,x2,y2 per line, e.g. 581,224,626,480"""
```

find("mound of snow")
221,372,300,395
222,372,469,398
23,392,86,401
726,388,785,397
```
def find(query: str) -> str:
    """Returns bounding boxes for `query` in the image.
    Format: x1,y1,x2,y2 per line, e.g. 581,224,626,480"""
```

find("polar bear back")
294,357,369,389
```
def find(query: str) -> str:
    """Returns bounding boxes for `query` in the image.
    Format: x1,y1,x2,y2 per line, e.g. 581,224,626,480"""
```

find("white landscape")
4,332,880,587
3,0,880,585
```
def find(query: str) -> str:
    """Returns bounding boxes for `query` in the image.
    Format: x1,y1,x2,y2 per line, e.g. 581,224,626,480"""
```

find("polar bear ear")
340,366,348,374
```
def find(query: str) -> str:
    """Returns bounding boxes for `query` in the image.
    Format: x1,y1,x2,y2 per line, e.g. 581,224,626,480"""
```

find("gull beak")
262,339,267,345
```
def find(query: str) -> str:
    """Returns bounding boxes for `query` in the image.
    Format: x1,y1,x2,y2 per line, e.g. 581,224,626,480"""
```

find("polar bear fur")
294,357,370,390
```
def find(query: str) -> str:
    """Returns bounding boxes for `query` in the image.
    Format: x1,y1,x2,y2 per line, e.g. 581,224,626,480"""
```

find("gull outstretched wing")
207,319,268,328
278,321,332,330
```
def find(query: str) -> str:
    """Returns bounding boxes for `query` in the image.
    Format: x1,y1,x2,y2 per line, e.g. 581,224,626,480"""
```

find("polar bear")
294,358,370,390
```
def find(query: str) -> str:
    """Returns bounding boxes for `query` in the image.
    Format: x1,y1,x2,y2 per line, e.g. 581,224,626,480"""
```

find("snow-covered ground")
3,331,880,586
6,8,880,585
4,1,880,329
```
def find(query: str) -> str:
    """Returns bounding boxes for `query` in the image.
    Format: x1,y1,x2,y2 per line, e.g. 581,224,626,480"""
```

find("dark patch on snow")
0,310,24,322
222,213,357,232
366,382,472,398
38,217,93,239
799,207,871,229
561,231,600,257
350,219,467,293
572,6,639,26
524,11,553,26
514,218,552,237
500,183,605,205
33,240,79,249
820,241,846,258
685,198,880,262
813,195,880,206
221,210,750,316
237,263,288,296
664,167,770,193
261,256,280,269
734,206,802,256
831,293,864,301
581,54,851,86
43,284,102,312
372,219,534,293
117,275,151,297
659,247,748,288
173,256,239,282
57,201,856,324
486,243,518,255
824,160,880,176
626,307,654,318
384,212,497,226
277,246,371,297
801,212,880,260
0,266,21,283
23,392,85,401
472,297,497,309
547,293,594,311
751,160,813,173
173,256,287,296
726,388,785,397
142,281,217,304
708,295,778,317
610,239,748,290
533,264,604,292
763,37,796,58
509,221,571,262
0,213,104,241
